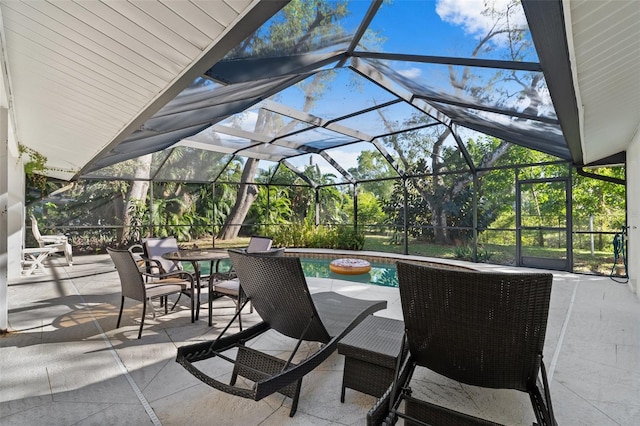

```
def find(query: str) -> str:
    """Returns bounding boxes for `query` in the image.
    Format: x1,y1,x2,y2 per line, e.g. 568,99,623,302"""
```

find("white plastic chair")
30,215,72,266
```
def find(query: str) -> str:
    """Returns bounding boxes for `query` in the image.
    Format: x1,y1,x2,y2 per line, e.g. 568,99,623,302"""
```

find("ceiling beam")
353,51,542,72
521,0,583,165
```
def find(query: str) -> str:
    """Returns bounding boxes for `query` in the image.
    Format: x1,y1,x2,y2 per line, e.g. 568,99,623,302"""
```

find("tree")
353,191,386,225
379,0,545,244
572,167,625,250
120,155,151,242
348,150,396,201
246,185,293,234
218,0,352,239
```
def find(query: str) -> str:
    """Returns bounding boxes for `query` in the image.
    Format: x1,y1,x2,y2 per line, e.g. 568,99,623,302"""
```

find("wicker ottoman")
338,315,405,402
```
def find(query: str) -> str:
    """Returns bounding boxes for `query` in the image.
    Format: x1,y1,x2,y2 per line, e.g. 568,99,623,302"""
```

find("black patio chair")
385,262,557,426
176,249,387,416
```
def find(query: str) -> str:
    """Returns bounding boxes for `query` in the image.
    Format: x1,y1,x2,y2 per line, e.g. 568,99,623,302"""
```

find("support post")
403,178,408,255
315,188,320,228
353,183,358,231
0,107,8,334
473,171,478,262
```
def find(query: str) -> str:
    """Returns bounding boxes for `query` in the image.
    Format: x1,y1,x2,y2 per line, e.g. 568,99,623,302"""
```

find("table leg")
208,259,222,327
22,249,51,276
208,271,214,327
193,261,201,321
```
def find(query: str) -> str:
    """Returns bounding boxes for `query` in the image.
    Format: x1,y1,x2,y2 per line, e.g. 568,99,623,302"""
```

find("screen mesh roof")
83,0,573,187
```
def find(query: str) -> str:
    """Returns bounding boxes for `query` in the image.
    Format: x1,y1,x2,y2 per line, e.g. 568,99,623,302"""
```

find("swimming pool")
299,257,398,287
200,256,399,288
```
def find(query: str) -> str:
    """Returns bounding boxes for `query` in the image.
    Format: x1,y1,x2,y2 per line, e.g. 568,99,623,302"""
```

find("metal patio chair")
107,248,195,339
143,236,204,321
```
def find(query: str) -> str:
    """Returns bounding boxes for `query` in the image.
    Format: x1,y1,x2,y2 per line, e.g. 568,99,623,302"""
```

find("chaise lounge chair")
30,214,72,266
209,243,284,329
176,249,387,416
384,262,557,425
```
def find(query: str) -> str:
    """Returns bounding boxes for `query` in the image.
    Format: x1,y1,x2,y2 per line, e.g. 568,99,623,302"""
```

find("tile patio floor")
1,253,639,425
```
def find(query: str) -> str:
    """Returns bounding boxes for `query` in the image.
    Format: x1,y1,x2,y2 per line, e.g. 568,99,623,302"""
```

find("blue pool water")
195,256,399,288
299,257,398,287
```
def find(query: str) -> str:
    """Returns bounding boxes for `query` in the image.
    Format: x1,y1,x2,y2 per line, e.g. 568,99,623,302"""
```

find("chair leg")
288,378,302,417
530,359,557,426
235,297,243,331
138,299,147,339
171,293,182,311
117,296,125,328
189,290,195,323
195,287,201,321
64,243,73,266
147,299,157,319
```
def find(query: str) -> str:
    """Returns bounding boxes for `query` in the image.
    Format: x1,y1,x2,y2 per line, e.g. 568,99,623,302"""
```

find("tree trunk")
120,154,151,243
218,157,260,240
530,186,545,247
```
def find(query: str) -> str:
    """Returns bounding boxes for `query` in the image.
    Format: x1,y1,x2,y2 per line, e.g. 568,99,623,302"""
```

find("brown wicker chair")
210,247,285,329
107,248,195,339
385,262,557,426
177,249,387,417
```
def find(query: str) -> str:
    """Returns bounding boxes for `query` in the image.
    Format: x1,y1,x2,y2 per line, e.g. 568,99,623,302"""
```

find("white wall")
0,9,26,333
7,125,24,280
626,127,640,297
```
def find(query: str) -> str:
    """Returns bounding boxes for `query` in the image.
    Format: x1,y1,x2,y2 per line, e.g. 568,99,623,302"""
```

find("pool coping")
283,248,476,271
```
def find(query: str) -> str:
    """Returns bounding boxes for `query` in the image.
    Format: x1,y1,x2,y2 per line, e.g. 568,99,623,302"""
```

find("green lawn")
193,234,620,277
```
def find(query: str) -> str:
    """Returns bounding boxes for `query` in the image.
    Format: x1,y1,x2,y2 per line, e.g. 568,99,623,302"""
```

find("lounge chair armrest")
142,270,194,283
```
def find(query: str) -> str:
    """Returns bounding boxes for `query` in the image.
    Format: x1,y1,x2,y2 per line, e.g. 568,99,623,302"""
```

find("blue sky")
183,0,543,181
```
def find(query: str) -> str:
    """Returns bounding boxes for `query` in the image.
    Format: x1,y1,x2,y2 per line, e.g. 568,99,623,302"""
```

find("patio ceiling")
566,0,640,165
2,1,638,183
0,0,288,180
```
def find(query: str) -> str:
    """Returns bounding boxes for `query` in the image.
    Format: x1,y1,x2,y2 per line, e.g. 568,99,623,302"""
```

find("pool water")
300,257,398,287
192,257,399,288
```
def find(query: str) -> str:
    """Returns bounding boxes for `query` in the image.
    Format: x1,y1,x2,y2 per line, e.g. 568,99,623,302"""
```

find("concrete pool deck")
1,253,639,425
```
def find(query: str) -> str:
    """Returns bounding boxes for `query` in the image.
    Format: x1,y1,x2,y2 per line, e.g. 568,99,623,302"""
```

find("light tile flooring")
1,253,639,425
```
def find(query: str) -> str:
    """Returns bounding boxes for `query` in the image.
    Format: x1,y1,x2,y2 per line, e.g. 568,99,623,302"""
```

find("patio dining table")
161,248,229,325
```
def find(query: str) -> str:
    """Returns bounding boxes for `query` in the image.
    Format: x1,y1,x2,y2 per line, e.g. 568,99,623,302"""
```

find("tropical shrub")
270,221,364,250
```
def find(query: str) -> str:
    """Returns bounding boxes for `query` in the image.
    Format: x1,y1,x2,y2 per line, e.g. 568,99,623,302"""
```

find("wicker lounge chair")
216,235,274,281
177,250,387,416
385,262,557,426
210,246,284,330
107,248,195,338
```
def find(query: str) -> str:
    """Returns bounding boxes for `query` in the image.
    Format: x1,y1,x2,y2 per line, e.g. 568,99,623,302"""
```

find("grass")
191,233,620,277
362,234,618,275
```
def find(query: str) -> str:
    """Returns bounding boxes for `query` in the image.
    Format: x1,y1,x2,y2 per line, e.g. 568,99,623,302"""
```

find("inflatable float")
329,258,372,275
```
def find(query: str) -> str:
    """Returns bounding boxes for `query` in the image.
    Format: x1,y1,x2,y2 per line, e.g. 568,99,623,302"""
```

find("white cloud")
397,67,422,79
436,0,527,46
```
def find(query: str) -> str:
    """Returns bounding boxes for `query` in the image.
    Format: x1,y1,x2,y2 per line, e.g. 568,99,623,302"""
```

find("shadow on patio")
1,254,639,425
